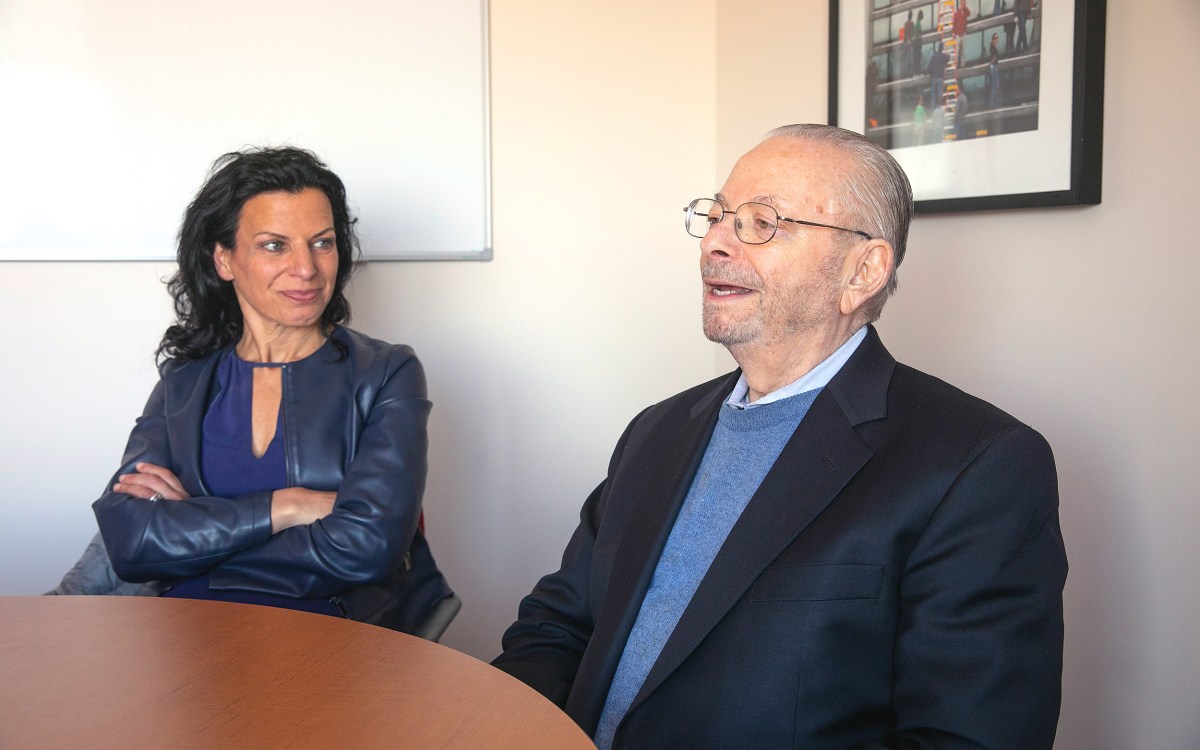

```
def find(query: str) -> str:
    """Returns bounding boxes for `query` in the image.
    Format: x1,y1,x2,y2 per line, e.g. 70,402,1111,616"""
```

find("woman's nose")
289,248,317,277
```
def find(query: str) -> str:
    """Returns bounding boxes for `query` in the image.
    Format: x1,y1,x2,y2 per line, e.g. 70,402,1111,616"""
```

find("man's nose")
700,215,743,259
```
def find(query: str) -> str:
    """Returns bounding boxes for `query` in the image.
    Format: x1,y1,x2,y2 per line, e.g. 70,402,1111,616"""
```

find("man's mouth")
707,283,754,297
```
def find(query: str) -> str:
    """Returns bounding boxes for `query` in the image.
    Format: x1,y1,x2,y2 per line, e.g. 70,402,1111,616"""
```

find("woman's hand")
270,488,337,534
113,463,191,501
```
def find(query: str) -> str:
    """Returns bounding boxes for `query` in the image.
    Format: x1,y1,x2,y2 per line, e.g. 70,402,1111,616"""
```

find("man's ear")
839,239,894,316
214,244,235,281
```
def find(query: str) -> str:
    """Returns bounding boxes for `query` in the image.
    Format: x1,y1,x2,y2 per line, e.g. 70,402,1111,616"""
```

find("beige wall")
716,1,1200,748
2,1,1197,748
0,0,721,662
351,0,720,656
886,0,1200,739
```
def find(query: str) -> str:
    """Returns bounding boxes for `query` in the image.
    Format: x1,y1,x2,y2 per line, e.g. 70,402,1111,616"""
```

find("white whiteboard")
0,0,491,261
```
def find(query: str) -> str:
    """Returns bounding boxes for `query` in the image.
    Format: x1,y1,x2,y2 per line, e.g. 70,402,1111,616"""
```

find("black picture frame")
829,0,1105,213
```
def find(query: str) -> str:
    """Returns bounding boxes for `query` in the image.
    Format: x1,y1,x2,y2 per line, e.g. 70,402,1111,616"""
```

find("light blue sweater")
593,387,820,749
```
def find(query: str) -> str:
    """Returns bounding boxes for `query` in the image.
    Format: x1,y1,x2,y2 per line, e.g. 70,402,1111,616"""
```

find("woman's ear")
214,244,235,281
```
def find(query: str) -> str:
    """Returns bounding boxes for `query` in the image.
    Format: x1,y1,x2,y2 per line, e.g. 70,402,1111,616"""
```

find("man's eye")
705,213,721,226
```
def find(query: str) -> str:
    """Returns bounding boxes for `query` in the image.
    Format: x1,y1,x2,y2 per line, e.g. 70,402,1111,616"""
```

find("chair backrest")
411,511,460,642
411,592,462,642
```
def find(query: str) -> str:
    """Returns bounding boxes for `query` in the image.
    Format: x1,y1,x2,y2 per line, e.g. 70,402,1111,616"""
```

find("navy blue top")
201,352,286,499
161,348,341,617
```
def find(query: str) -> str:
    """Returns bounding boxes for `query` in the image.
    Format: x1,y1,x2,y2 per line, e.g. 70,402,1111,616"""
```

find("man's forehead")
718,139,847,211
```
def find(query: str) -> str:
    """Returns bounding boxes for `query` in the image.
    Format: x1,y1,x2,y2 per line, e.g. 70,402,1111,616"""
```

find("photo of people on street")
863,0,1042,149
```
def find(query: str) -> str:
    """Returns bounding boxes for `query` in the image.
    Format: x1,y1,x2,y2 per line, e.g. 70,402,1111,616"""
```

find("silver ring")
148,492,164,502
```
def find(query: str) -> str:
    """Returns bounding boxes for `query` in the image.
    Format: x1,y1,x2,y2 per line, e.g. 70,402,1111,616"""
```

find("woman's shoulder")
329,327,424,386
157,345,229,380
332,326,418,363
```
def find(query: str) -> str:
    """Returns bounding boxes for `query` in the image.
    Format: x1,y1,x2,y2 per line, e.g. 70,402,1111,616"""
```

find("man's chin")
702,317,760,347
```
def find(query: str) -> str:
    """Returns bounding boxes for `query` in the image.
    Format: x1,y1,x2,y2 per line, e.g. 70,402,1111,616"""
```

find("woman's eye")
262,240,284,252
312,237,336,251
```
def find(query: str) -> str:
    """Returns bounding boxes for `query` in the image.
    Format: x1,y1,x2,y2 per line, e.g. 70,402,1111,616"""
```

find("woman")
81,147,451,631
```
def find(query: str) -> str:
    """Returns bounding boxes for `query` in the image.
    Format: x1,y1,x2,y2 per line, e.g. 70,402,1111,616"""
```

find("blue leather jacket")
93,326,451,630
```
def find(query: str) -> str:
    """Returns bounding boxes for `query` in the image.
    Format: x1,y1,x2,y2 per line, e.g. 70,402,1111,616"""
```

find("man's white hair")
764,124,913,322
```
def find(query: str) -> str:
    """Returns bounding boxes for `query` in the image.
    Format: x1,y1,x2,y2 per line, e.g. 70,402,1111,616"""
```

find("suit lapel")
569,374,733,730
628,327,895,711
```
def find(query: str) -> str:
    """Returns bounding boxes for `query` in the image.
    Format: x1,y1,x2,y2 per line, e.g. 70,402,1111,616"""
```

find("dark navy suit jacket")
494,327,1066,749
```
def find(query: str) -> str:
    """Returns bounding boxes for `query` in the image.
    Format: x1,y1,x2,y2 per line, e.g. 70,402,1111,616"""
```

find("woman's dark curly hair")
157,147,360,362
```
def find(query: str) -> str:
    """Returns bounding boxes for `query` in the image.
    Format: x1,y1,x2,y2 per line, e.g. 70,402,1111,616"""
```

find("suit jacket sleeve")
492,409,649,706
492,480,606,706
863,424,1067,750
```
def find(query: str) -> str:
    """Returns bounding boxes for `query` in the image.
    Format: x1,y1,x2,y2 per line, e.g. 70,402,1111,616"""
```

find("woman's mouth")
282,289,321,304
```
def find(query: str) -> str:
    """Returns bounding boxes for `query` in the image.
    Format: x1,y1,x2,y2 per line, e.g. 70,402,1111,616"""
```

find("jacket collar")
161,352,225,498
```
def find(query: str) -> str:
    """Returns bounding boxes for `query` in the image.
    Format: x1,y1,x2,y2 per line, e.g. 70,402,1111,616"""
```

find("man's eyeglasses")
683,198,873,245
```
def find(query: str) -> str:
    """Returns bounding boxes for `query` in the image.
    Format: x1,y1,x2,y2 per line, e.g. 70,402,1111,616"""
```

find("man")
926,42,949,115
1005,7,1017,54
1015,0,1032,53
953,0,971,64
493,125,1066,749
988,33,1002,109
911,9,925,75
955,85,971,141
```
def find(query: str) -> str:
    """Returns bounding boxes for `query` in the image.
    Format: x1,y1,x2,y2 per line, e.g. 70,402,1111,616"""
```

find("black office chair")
412,592,462,642
408,511,461,642
52,519,462,639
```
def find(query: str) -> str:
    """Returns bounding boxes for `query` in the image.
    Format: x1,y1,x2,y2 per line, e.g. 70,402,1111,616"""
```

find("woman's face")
214,188,339,335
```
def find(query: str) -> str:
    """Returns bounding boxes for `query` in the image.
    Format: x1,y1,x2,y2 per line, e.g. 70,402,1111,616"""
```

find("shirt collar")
725,326,867,409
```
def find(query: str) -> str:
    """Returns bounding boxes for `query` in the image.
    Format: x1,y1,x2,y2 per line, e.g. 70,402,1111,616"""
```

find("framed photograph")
829,0,1106,212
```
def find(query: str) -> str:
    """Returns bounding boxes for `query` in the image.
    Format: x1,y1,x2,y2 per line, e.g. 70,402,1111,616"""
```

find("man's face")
699,137,858,354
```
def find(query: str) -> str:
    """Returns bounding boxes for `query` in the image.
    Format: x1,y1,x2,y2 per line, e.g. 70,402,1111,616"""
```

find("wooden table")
0,596,594,749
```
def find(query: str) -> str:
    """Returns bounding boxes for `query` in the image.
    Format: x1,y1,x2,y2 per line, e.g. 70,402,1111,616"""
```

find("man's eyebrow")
713,193,782,207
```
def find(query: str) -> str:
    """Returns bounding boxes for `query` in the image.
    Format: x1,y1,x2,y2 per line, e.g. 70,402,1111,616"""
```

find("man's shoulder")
882,361,1049,464
839,327,1033,437
891,363,1025,426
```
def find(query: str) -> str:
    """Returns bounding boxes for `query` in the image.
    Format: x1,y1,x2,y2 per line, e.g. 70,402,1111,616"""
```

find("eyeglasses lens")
686,199,720,239
735,203,778,244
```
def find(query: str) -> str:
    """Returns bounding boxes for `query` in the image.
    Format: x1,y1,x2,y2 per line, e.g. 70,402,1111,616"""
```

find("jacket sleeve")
206,346,431,598
491,407,648,706
492,480,606,707
93,375,274,582
859,425,1068,750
